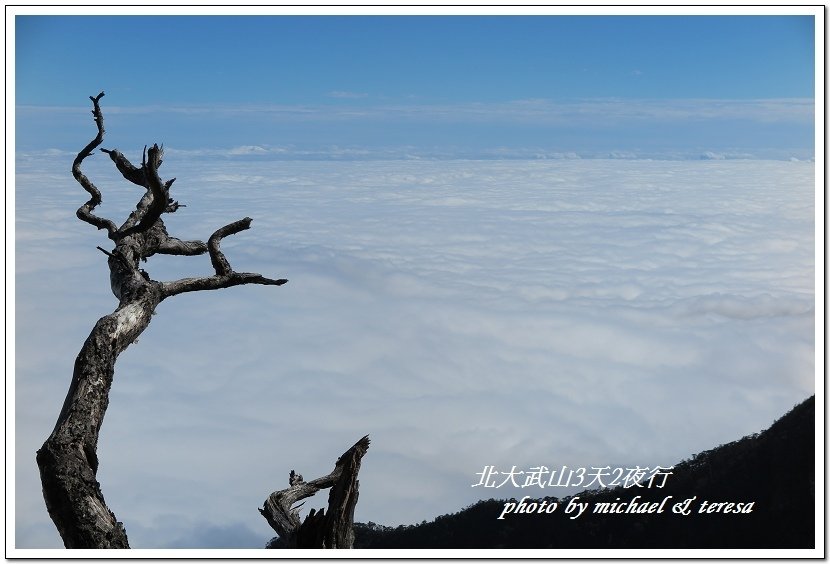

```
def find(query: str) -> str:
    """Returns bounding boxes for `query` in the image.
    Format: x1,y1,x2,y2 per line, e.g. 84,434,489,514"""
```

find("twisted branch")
73,91,117,236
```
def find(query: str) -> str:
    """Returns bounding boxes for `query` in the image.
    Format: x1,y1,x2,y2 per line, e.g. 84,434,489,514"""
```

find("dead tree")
35,92,288,549
260,435,370,548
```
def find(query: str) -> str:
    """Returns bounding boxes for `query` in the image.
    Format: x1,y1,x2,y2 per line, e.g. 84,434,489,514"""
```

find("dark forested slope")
352,396,816,549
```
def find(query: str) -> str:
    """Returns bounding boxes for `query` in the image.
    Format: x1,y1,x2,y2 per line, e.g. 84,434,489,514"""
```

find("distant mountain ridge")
351,396,815,549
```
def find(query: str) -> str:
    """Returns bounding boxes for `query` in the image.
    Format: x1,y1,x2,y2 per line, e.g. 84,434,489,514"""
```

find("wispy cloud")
226,145,274,156
482,98,814,125
16,96,814,161
327,90,369,99
16,97,815,125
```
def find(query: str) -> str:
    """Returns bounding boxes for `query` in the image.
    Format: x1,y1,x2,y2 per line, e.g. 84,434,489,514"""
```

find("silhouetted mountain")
351,396,815,549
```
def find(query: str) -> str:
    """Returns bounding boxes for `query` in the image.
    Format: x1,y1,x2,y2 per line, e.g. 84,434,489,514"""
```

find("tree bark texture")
260,435,370,548
36,92,287,548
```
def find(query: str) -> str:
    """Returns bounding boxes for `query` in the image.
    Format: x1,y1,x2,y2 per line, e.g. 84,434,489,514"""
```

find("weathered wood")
37,92,287,549
260,435,370,548
36,287,160,548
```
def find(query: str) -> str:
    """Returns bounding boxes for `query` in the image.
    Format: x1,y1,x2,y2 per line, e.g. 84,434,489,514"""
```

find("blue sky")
16,16,815,103
14,15,816,158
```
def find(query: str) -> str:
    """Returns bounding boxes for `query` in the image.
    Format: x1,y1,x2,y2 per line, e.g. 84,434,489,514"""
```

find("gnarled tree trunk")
36,92,287,548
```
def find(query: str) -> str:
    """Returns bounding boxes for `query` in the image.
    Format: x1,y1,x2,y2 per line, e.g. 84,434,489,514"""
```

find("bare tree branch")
161,272,288,299
159,217,288,298
155,237,207,256
100,148,146,187
72,92,117,236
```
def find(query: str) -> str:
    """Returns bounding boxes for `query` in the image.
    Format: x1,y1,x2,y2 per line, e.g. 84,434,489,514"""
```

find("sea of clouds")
15,153,814,548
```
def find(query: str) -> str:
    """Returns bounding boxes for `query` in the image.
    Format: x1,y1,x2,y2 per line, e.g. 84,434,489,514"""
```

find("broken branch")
208,217,253,275
118,144,168,238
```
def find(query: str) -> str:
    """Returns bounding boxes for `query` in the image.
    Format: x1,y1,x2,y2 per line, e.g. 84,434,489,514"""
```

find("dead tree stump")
260,435,370,548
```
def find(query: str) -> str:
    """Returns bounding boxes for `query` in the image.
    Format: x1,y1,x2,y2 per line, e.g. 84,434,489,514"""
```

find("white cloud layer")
15,154,814,549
